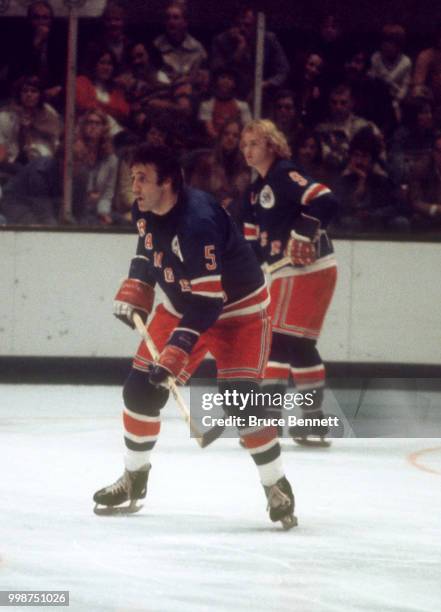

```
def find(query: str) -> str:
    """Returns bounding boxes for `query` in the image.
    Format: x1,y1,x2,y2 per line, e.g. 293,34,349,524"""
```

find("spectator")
269,89,300,148
368,24,412,123
76,47,130,136
409,132,441,230
211,6,290,102
115,41,172,128
84,1,133,75
189,118,250,223
169,82,209,151
314,12,347,87
333,127,409,233
153,2,208,86
316,83,382,178
412,25,441,119
0,75,61,166
198,68,252,141
387,96,435,185
342,47,396,136
7,1,67,110
292,128,329,183
292,50,326,127
0,149,85,225
72,109,118,225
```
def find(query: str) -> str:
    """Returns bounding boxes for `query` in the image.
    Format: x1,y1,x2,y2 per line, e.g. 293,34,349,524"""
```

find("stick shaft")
132,313,204,446
265,256,292,275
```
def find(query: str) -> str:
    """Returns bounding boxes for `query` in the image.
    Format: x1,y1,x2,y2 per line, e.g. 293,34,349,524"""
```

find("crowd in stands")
1,0,441,233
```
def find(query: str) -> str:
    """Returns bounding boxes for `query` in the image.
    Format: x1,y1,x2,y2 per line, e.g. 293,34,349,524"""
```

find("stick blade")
198,424,226,448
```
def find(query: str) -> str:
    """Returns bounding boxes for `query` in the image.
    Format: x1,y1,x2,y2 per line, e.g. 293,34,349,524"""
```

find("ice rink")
1,384,441,612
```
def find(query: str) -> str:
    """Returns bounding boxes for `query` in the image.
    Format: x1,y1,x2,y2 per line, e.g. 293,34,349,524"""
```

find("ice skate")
264,476,297,530
93,465,151,516
289,410,331,447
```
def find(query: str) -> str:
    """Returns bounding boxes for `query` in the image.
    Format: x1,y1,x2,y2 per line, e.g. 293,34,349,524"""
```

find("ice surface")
1,385,440,612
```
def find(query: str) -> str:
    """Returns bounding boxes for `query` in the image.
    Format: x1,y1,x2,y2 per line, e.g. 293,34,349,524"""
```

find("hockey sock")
289,337,326,413
240,425,285,487
122,368,169,470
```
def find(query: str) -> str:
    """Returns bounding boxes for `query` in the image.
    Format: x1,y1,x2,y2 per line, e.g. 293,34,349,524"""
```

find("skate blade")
293,436,331,448
281,514,298,530
93,502,143,516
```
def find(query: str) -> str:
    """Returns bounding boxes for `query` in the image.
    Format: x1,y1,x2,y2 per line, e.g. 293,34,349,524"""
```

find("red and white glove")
113,278,154,328
148,329,199,387
286,231,317,266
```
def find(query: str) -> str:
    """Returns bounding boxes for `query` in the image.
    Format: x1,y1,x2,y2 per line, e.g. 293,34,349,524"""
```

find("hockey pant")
264,266,337,419
123,304,284,484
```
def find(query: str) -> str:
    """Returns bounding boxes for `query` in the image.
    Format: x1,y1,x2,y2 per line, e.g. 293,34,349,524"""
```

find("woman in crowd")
76,47,130,136
72,109,118,225
0,75,61,167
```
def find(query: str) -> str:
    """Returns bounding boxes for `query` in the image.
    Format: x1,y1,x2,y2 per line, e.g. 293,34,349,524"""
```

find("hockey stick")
132,313,224,448
265,256,292,275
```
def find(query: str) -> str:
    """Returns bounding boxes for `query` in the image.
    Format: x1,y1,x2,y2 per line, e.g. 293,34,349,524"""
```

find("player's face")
241,130,275,174
131,163,168,213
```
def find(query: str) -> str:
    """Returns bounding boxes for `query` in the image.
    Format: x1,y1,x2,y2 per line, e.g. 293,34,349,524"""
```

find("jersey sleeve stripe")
301,183,331,205
244,223,259,240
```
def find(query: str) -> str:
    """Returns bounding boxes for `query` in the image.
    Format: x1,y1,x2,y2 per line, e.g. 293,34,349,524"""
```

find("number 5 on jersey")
204,245,217,270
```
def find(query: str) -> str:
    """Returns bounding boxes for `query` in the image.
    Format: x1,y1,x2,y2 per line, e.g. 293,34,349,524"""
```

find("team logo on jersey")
171,235,184,262
259,185,275,209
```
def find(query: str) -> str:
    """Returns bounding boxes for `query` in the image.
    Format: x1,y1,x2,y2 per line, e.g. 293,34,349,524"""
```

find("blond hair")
241,119,291,159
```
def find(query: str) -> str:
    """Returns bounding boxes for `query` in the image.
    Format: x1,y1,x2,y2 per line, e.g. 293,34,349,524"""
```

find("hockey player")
241,120,338,445
93,144,296,528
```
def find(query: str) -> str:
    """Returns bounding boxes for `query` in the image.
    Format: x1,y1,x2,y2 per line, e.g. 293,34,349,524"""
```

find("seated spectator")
153,1,208,86
342,48,396,136
269,89,300,148
198,68,252,141
72,109,118,225
291,50,326,127
83,1,133,76
211,6,290,102
292,128,329,183
0,156,60,225
115,41,172,128
76,47,130,136
412,25,441,119
0,148,86,226
316,83,383,179
313,12,347,88
170,82,210,151
7,1,67,110
333,127,409,233
0,75,61,167
368,24,412,123
387,96,435,185
189,118,250,223
409,131,441,230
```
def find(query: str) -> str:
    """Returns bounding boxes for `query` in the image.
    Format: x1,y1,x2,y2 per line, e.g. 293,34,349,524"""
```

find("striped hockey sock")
240,425,285,486
123,406,161,471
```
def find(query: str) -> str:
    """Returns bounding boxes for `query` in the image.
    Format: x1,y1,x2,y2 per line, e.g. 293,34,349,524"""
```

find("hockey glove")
113,278,154,328
286,230,317,266
148,329,199,387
